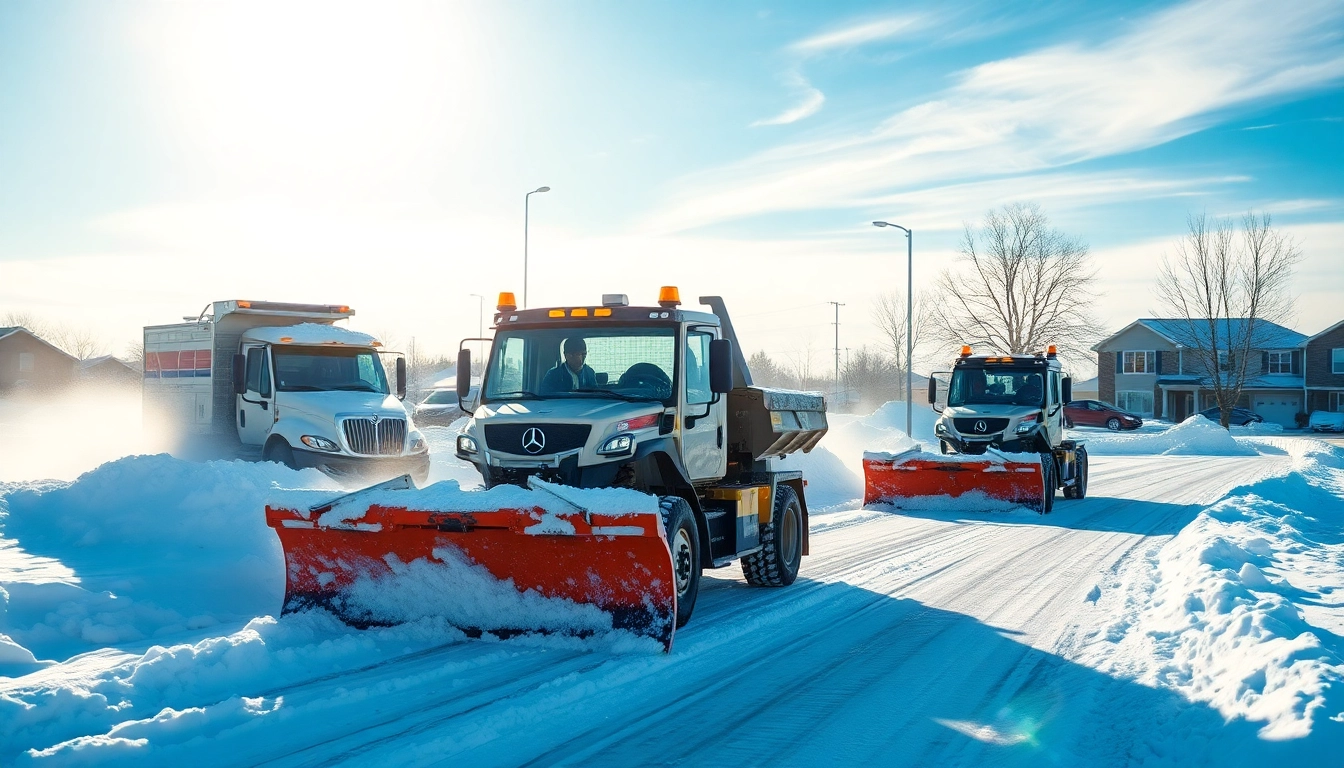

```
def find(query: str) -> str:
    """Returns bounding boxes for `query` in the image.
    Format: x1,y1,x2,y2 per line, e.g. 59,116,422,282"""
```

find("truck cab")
930,346,1072,456
232,325,429,484
144,300,429,485
453,289,828,627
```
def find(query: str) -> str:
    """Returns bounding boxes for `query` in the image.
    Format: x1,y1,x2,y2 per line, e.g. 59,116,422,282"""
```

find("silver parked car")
413,388,466,426
1308,410,1344,433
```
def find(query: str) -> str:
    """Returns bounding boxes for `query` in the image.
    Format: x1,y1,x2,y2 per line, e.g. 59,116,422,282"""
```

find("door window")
685,331,713,405
245,348,272,397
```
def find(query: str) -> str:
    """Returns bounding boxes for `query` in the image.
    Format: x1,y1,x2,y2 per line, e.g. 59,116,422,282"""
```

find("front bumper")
292,447,431,484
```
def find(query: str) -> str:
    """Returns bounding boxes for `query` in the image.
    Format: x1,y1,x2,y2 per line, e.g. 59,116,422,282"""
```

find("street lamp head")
534,186,551,194
872,221,890,227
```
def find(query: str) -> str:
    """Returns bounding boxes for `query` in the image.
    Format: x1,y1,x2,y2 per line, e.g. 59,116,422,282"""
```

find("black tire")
265,440,297,469
1106,417,1122,431
1039,453,1055,514
939,439,953,455
659,496,700,628
1063,445,1089,500
742,484,803,587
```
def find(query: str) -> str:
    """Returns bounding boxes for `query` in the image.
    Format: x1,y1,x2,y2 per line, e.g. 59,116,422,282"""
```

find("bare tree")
747,350,789,388
1156,212,1300,429
49,326,107,360
785,342,820,392
841,346,901,411
872,291,932,399
932,202,1102,366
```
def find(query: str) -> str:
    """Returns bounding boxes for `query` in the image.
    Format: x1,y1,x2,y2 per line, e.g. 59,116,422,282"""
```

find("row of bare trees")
0,311,114,361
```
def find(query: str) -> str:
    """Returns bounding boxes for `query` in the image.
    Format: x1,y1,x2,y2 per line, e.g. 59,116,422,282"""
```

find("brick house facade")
0,327,77,393
1304,320,1344,414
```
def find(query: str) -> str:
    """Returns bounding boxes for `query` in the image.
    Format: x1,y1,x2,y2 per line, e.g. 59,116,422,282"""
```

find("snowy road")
71,453,1318,767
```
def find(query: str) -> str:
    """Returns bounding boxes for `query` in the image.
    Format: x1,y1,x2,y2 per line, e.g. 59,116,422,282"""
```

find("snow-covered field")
1,398,1342,766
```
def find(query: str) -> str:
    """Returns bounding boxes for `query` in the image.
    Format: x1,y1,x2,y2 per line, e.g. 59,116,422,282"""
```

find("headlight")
1015,414,1040,434
598,433,634,456
409,432,427,452
300,435,340,452
934,421,948,435
456,434,478,454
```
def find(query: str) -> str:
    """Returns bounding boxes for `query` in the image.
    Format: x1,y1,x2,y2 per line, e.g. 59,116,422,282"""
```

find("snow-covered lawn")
1,402,1341,765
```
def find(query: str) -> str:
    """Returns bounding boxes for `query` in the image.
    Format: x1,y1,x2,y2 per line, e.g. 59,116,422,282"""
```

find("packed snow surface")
1,401,1342,765
241,323,378,346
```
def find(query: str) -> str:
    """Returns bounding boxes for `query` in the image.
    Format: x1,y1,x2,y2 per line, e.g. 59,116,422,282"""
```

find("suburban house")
1304,320,1344,415
0,326,78,393
78,355,141,389
1092,318,1309,427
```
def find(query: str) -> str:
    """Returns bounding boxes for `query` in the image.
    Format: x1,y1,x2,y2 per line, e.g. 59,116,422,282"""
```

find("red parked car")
1064,400,1143,430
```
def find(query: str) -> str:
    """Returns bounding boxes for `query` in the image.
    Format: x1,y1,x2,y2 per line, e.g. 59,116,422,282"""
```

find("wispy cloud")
789,15,926,55
651,0,1344,233
751,71,825,127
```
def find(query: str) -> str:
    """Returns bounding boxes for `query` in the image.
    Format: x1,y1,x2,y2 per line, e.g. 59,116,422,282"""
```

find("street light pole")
469,293,484,338
524,186,551,308
873,221,914,439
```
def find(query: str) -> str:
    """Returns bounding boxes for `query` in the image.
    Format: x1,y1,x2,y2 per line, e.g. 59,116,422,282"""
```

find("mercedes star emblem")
522,427,547,454
974,420,988,433
370,414,381,425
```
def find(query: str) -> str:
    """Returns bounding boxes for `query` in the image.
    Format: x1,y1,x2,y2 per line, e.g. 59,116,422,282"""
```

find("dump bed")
727,386,828,460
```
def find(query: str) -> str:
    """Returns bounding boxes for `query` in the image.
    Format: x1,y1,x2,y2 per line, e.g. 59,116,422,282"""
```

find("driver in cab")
542,337,598,393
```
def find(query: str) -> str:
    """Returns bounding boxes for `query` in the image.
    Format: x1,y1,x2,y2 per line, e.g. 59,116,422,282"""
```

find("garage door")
1253,395,1300,428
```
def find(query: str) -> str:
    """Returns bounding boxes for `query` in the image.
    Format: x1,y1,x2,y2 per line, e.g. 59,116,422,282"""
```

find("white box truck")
144,300,430,484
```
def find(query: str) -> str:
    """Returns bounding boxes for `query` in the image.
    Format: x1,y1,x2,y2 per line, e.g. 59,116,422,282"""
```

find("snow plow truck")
863,345,1089,514
265,288,829,650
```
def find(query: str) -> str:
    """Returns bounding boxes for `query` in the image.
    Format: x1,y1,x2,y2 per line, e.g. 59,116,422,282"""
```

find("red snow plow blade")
862,449,1046,512
265,477,677,651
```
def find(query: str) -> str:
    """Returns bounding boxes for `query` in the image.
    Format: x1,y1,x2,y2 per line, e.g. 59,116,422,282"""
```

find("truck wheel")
742,484,803,587
1039,453,1055,514
265,440,297,470
659,496,700,628
1063,445,1089,500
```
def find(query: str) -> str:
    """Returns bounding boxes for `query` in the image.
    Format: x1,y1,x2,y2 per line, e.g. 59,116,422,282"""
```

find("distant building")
1303,320,1344,415
78,355,141,389
1071,376,1099,401
0,327,77,394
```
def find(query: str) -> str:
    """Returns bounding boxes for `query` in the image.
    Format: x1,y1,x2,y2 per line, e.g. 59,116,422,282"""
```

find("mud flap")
265,476,678,651
862,449,1046,513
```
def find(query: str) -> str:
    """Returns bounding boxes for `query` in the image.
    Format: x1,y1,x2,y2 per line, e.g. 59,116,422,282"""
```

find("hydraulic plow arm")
265,478,678,651
862,449,1047,513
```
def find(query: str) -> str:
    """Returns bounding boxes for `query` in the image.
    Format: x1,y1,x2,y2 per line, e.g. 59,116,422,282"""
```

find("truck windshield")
484,325,677,405
948,368,1044,407
273,346,390,394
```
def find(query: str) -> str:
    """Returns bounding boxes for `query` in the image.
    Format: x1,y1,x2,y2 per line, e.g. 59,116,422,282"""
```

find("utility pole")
829,301,844,402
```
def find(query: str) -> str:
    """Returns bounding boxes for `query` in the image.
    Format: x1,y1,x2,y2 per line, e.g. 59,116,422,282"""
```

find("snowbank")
1079,439,1344,739
1082,415,1260,456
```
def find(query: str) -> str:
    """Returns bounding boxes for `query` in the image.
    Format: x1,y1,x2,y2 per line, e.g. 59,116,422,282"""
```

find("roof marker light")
595,308,612,317
571,308,589,317
279,336,293,343
549,309,565,318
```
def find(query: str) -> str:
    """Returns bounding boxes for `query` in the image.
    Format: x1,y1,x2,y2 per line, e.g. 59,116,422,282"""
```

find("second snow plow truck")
265,288,828,650
863,345,1089,513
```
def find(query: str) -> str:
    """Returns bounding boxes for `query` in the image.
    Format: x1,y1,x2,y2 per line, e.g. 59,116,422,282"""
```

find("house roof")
0,326,79,361
1304,319,1344,344
1092,318,1306,351
79,355,136,371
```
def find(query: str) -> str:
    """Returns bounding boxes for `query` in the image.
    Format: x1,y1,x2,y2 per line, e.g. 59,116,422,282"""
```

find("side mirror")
232,353,246,395
462,386,479,414
396,357,407,400
1062,377,1072,404
926,377,937,405
457,349,471,398
709,339,733,394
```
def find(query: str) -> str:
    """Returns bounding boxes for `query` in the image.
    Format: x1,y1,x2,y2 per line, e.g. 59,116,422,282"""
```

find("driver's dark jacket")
541,363,598,393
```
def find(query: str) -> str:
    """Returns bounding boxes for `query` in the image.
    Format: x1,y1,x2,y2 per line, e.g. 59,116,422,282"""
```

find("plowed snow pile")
1078,438,1344,739
787,401,939,509
1082,414,1260,456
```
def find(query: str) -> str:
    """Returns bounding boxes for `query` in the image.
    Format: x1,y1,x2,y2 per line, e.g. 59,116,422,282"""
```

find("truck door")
681,328,727,481
237,343,274,446
1046,370,1064,436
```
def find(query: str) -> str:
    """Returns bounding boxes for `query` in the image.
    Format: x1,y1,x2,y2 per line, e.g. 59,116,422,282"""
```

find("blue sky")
1,0,1340,373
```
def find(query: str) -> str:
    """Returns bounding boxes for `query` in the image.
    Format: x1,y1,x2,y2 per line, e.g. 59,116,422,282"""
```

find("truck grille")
953,417,1010,435
484,424,591,455
342,417,406,455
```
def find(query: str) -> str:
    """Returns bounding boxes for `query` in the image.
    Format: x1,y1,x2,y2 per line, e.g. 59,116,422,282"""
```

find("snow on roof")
1141,318,1305,349
242,323,379,346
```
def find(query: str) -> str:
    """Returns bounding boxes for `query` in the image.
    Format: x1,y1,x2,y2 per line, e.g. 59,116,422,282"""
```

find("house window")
1331,392,1344,412
1267,351,1292,374
18,352,34,372
1334,348,1344,375
1122,351,1154,373
1116,390,1154,416
1217,351,1237,372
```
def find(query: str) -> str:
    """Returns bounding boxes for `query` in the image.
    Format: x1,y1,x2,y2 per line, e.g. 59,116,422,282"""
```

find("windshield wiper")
278,385,326,392
332,384,382,392
570,388,663,402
